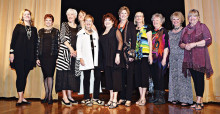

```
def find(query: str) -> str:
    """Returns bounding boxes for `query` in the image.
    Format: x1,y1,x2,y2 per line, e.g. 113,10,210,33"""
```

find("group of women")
9,6,213,110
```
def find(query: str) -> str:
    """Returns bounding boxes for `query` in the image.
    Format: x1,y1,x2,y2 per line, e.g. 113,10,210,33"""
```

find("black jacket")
36,28,60,60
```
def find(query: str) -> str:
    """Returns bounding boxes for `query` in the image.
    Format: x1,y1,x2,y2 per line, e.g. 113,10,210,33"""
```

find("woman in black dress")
9,9,38,106
36,14,59,104
55,8,80,106
99,13,123,109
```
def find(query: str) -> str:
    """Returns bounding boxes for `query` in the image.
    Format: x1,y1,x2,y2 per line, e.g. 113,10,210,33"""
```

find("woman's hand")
148,55,153,65
36,60,41,66
69,47,75,57
80,58,85,66
9,54,14,63
115,54,120,65
129,58,134,62
161,58,166,66
73,50,77,57
185,43,196,50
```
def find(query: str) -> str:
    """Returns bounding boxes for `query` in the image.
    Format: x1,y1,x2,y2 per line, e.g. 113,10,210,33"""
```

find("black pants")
105,67,122,92
83,68,102,99
151,61,168,91
120,62,134,101
15,61,32,92
189,69,205,97
134,58,150,88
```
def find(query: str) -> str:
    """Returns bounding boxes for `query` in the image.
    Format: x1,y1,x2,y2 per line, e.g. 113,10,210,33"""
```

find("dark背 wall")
61,0,185,33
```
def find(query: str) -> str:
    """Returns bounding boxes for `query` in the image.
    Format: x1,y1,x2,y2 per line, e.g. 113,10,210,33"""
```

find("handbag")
123,21,135,63
75,59,81,77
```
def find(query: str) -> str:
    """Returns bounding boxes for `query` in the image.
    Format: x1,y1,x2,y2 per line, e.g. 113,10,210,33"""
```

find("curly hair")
44,14,54,22
102,13,118,28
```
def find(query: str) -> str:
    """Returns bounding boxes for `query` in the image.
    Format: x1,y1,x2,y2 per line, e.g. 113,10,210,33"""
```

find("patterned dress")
168,30,193,104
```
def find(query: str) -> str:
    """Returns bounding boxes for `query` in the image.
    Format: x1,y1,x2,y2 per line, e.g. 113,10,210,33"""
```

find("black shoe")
41,98,48,103
61,99,72,106
154,91,165,105
149,90,160,103
48,99,53,104
22,101,31,104
68,98,78,105
16,102,23,106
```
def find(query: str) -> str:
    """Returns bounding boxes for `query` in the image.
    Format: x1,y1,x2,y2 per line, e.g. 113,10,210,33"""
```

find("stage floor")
1,92,220,114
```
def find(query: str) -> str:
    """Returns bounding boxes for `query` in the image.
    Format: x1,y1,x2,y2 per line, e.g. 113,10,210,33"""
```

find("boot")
154,91,165,105
149,90,159,103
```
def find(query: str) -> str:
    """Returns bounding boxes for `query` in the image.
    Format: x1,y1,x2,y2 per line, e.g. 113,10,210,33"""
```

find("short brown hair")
84,14,94,23
170,11,184,24
118,6,130,16
102,13,118,28
44,14,54,22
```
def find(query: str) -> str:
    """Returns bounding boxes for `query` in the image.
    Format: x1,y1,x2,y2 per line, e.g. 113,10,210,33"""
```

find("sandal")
117,99,126,105
93,99,104,106
172,101,177,104
125,101,131,107
68,98,78,105
139,99,146,106
105,101,113,107
109,102,118,109
85,100,93,107
136,99,141,105
81,99,90,104
195,103,202,110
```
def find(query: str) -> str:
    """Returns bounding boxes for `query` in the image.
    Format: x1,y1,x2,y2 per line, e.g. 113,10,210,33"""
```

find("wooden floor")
1,92,220,114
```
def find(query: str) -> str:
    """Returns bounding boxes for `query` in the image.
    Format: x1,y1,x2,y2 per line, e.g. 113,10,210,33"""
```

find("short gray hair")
66,8,77,17
151,13,165,24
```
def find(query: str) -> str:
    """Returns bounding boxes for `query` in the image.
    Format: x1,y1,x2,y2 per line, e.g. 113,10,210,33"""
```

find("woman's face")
78,12,86,21
44,17,53,27
23,11,31,21
153,17,162,29
119,10,128,21
104,18,113,28
85,18,93,29
67,12,76,23
172,16,181,28
135,13,144,24
189,14,199,26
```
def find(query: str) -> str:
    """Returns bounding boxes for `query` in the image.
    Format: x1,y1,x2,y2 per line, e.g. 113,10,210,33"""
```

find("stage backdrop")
0,0,61,99
185,0,220,102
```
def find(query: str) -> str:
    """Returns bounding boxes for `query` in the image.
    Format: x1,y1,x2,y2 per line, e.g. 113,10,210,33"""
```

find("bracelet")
116,50,121,54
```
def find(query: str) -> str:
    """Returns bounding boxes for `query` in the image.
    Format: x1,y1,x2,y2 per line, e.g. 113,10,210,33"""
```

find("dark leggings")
105,67,122,92
189,69,205,97
120,62,134,101
83,70,91,99
151,61,168,91
15,61,32,92
83,68,102,99
134,58,150,88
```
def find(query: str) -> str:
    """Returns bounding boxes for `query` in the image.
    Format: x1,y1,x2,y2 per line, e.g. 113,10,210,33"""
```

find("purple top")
179,21,213,78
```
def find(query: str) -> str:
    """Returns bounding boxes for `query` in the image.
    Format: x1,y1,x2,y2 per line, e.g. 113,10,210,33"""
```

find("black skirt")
39,55,57,79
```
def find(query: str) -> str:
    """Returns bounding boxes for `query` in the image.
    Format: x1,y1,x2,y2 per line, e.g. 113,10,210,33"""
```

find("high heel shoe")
61,99,72,107
117,99,126,105
109,102,118,109
139,99,146,106
105,101,113,107
22,100,31,104
48,99,53,104
68,98,78,105
125,101,131,107
41,98,48,103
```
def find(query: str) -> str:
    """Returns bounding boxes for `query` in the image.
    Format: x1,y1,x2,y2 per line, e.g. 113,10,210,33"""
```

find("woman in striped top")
55,8,80,106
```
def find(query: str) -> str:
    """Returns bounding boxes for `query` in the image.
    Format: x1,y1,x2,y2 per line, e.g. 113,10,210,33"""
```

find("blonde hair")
151,13,165,24
134,12,145,25
18,9,34,26
170,11,185,24
66,8,77,17
188,9,200,18
118,6,130,17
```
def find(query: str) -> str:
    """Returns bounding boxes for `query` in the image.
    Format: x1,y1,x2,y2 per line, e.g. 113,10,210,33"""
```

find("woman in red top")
179,9,213,110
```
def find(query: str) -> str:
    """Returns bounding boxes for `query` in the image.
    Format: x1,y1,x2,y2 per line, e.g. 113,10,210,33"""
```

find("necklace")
25,26,31,40
85,28,93,34
174,26,182,31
